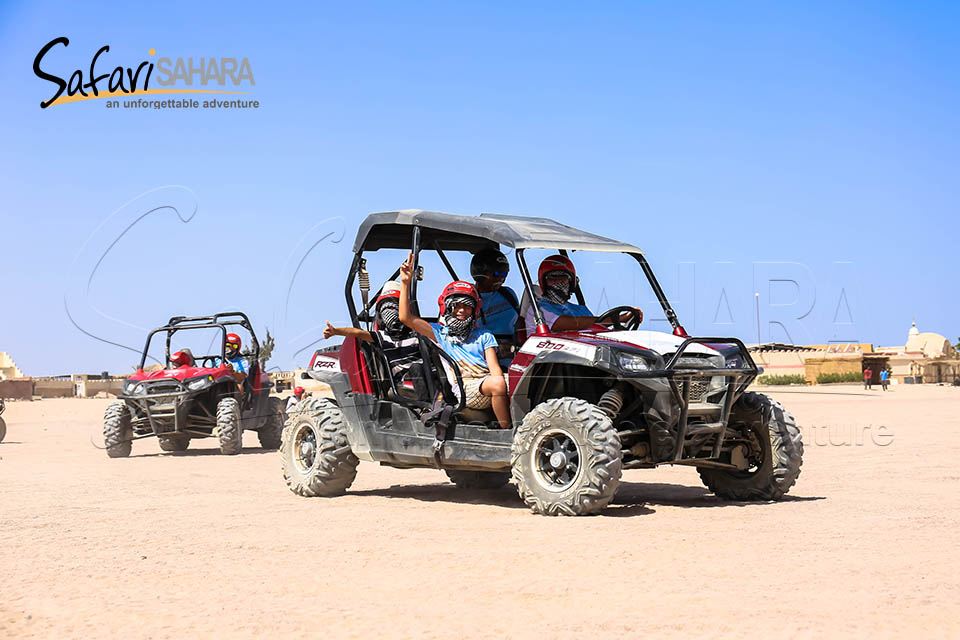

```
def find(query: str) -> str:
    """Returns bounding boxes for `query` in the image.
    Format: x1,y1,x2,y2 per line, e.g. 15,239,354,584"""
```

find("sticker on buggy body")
518,337,597,361
310,353,341,372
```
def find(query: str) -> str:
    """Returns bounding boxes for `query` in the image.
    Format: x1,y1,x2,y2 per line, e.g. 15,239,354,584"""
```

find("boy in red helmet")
286,386,308,413
527,254,642,334
398,253,510,429
324,280,421,387
222,332,249,384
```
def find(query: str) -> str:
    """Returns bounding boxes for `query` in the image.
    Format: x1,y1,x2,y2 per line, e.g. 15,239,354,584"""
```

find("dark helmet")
470,248,509,282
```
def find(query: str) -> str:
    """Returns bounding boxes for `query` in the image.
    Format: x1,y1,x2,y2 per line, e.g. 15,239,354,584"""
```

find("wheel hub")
549,451,567,469
293,424,318,472
531,428,582,493
299,441,315,461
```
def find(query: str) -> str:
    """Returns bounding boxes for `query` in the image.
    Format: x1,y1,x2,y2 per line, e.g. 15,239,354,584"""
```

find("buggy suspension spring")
597,384,626,420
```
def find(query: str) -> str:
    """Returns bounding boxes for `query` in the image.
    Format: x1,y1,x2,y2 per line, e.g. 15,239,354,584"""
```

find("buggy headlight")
123,381,137,394
186,375,214,391
618,352,650,372
133,383,146,395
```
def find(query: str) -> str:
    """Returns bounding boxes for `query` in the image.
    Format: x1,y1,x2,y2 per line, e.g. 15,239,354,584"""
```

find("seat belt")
421,400,456,468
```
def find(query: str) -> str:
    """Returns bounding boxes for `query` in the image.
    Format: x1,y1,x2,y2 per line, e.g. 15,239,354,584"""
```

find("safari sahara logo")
33,37,256,108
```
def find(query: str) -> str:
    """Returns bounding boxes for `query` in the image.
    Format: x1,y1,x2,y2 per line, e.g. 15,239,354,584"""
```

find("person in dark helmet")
471,248,520,367
324,280,420,386
398,253,510,429
526,254,642,334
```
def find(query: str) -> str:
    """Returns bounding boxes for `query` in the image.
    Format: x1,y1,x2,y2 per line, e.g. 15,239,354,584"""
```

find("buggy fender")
305,370,377,462
509,350,600,425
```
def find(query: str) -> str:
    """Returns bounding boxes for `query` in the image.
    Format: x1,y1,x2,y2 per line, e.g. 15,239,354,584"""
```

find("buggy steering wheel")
595,306,643,331
201,356,219,368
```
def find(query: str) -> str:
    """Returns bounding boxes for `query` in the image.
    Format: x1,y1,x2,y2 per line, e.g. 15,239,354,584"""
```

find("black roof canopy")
353,210,644,254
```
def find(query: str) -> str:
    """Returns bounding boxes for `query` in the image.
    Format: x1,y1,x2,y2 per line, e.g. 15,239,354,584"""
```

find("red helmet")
538,254,577,289
437,280,482,317
225,333,241,354
376,280,402,306
294,386,305,397
170,351,192,367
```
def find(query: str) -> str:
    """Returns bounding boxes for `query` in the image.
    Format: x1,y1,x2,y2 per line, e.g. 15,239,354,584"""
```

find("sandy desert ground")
1,384,959,639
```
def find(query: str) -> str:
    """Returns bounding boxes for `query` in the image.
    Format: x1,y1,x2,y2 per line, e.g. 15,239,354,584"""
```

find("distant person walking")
880,369,889,391
863,367,873,390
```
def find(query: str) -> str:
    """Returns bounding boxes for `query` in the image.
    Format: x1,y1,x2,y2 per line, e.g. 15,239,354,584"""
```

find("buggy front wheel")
511,397,622,516
216,397,243,455
280,397,358,497
698,392,803,500
103,401,132,458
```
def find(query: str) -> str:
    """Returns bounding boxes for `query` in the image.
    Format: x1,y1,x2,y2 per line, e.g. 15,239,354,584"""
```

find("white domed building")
870,321,959,385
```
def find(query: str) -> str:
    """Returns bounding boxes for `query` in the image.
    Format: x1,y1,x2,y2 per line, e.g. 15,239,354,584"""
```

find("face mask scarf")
377,300,407,339
542,271,572,305
443,295,476,344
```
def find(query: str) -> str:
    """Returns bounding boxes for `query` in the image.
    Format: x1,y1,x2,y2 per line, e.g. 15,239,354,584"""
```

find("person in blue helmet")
471,248,520,367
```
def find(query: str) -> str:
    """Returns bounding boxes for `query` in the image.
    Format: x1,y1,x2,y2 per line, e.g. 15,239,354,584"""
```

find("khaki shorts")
463,376,492,410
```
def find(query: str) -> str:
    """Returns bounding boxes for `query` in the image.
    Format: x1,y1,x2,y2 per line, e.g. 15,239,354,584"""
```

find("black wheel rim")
531,428,582,492
293,423,318,473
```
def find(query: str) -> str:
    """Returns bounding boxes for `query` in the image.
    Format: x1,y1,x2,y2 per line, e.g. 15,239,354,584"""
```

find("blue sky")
1,1,957,375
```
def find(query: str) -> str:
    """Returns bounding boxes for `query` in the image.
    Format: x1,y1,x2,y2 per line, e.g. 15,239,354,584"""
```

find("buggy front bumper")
597,337,760,461
120,389,216,439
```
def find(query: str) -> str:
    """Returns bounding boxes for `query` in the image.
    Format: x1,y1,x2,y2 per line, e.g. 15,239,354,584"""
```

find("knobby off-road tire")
698,392,803,500
103,401,132,458
0,416,7,443
158,436,190,452
445,469,511,490
281,397,359,497
511,397,622,516
257,397,286,450
216,397,243,455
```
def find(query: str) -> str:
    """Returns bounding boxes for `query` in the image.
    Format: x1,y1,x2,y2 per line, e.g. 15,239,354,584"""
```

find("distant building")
749,321,958,385
869,321,958,385
0,352,24,380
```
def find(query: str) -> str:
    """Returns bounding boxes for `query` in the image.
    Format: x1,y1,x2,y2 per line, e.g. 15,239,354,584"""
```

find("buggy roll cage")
136,312,261,370
344,220,684,338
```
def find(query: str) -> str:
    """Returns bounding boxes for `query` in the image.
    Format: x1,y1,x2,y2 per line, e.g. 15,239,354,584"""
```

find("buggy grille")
146,381,183,395
688,376,711,402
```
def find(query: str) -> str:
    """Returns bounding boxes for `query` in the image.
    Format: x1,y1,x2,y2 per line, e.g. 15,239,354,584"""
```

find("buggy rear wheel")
257,397,285,450
216,397,243,455
698,392,803,500
511,397,622,516
0,416,6,443
445,470,511,490
158,436,190,452
281,397,358,497
103,401,132,458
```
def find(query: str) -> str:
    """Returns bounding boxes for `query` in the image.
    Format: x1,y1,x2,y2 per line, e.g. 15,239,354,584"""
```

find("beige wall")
752,351,808,377
804,356,862,384
0,379,33,400
33,380,76,398
84,380,125,396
